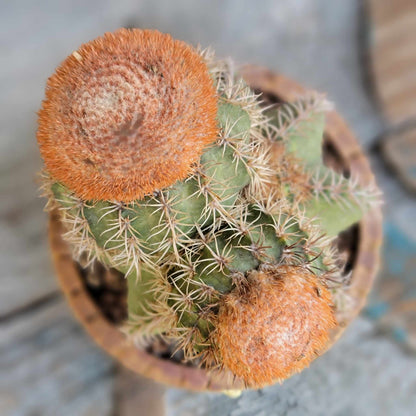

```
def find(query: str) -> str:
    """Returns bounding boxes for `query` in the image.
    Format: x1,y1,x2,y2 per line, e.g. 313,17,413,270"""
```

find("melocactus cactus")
38,28,378,388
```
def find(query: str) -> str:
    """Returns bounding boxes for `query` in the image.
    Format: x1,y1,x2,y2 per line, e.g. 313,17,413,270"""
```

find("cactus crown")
39,29,379,388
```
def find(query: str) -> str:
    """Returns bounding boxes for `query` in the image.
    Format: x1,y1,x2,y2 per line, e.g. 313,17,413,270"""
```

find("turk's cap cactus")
38,28,380,388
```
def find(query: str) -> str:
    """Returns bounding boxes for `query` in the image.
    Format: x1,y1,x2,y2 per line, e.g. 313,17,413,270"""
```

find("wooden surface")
0,152,57,318
367,0,416,124
114,368,165,416
1,1,416,415
0,298,114,416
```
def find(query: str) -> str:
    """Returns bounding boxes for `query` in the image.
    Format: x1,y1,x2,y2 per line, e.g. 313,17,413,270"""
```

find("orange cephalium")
216,265,337,387
37,28,218,201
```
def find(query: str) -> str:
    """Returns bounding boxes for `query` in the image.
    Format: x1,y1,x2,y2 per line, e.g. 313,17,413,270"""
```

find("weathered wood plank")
0,298,114,416
0,150,57,318
367,0,416,123
114,367,166,416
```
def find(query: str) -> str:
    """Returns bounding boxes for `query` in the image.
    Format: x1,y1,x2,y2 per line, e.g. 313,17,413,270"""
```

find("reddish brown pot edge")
48,66,383,392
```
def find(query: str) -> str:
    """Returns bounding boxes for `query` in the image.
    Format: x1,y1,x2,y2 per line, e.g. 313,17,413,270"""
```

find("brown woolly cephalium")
216,265,337,387
38,29,218,202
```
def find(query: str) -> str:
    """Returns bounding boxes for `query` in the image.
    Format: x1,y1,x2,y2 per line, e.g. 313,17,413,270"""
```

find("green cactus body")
42,46,378,380
266,97,377,237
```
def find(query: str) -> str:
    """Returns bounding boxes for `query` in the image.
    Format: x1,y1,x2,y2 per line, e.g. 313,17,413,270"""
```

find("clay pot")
48,66,382,391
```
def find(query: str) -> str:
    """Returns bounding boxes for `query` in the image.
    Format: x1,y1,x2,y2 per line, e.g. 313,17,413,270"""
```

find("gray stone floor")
1,1,415,415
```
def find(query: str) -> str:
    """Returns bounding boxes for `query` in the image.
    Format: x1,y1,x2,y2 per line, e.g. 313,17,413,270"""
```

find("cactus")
38,29,379,388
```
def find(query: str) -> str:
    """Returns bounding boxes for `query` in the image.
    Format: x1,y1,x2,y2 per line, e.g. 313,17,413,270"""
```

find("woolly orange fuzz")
37,28,218,201
216,265,337,387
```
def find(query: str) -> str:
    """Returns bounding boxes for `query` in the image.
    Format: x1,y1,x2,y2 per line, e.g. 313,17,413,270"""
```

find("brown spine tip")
216,265,337,388
37,28,218,201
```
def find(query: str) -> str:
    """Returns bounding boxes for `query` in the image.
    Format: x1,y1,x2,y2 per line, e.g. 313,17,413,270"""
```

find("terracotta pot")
48,66,383,392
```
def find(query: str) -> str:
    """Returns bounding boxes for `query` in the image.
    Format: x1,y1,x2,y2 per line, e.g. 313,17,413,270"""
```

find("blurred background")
1,1,415,415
